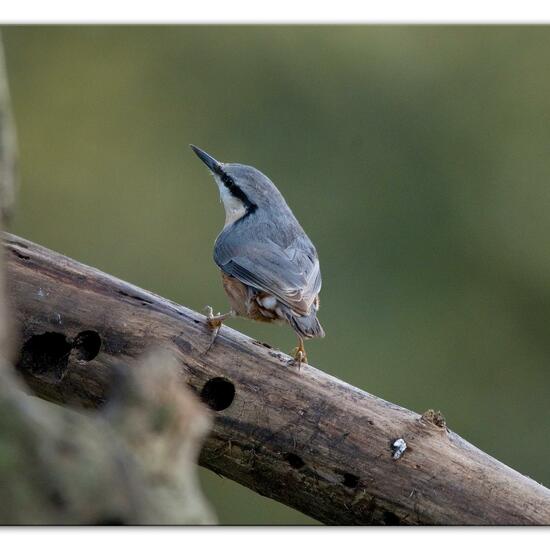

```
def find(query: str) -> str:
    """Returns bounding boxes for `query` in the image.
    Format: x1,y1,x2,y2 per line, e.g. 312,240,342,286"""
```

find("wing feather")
215,238,321,316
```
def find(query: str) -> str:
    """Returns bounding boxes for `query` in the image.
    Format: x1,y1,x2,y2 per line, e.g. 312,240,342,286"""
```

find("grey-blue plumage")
191,145,324,363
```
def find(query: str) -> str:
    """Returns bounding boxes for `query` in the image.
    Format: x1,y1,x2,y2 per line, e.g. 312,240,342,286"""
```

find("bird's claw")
203,307,238,354
203,306,221,354
290,346,308,369
204,305,223,329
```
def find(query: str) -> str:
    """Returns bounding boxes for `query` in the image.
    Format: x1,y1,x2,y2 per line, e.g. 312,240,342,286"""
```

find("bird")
190,145,324,365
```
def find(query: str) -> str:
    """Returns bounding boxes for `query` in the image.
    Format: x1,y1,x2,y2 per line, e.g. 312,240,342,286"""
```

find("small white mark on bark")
392,438,407,460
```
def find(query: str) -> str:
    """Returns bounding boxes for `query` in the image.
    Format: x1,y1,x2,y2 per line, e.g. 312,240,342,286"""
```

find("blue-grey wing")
214,238,321,316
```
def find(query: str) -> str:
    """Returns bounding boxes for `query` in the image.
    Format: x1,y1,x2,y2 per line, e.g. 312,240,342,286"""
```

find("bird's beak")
190,145,223,175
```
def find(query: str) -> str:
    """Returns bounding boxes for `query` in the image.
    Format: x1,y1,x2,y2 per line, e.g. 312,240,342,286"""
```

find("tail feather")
286,308,325,339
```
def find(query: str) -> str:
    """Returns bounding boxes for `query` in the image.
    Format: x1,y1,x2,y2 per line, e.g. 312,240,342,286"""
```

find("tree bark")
5,232,550,525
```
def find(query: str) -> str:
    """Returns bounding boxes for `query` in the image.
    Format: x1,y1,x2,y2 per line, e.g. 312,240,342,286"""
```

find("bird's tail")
286,308,325,340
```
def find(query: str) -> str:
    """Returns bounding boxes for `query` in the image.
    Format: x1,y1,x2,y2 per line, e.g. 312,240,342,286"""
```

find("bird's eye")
221,173,234,188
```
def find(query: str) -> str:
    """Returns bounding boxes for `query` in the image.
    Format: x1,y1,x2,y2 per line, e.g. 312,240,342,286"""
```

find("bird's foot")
290,343,308,369
203,307,235,354
204,306,235,328
205,306,222,329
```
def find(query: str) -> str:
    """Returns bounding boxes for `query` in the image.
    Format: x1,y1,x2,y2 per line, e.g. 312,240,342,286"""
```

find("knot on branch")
421,409,447,429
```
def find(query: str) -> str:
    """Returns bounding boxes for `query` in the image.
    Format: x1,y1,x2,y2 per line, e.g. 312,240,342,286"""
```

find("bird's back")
214,204,323,331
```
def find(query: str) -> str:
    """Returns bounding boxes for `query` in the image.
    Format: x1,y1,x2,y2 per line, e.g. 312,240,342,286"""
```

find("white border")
1,1,549,542
0,527,548,548
2,1,550,23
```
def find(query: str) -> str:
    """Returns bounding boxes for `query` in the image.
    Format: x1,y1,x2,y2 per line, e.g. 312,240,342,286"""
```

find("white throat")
217,179,247,227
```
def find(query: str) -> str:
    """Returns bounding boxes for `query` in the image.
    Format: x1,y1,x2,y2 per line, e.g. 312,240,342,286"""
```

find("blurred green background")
2,26,550,525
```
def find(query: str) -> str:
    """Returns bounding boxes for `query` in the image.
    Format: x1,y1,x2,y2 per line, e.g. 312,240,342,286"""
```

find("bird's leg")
203,306,236,354
204,306,235,329
291,336,308,368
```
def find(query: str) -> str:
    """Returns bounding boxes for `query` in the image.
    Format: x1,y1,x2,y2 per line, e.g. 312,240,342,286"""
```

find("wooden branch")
5,232,550,525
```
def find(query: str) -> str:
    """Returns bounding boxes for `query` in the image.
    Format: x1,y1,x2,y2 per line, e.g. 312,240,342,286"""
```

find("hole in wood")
73,330,101,361
18,332,72,380
200,377,235,411
342,473,359,488
285,452,305,469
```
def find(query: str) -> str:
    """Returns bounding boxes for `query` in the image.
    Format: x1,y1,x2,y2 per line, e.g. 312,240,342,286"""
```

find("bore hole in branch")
342,473,359,488
73,330,101,361
200,377,235,411
285,453,305,470
18,332,72,380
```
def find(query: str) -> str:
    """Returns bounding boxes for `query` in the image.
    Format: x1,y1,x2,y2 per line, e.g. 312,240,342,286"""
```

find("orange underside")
221,272,278,323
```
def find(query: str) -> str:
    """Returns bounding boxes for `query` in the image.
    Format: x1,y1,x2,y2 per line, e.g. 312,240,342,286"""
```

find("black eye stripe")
219,170,257,216
220,171,237,191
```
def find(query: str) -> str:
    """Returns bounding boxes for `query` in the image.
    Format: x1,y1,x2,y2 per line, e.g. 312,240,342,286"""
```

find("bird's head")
191,145,285,226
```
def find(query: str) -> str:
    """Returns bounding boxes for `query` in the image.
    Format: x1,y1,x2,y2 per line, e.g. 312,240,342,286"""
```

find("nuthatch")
191,145,324,365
